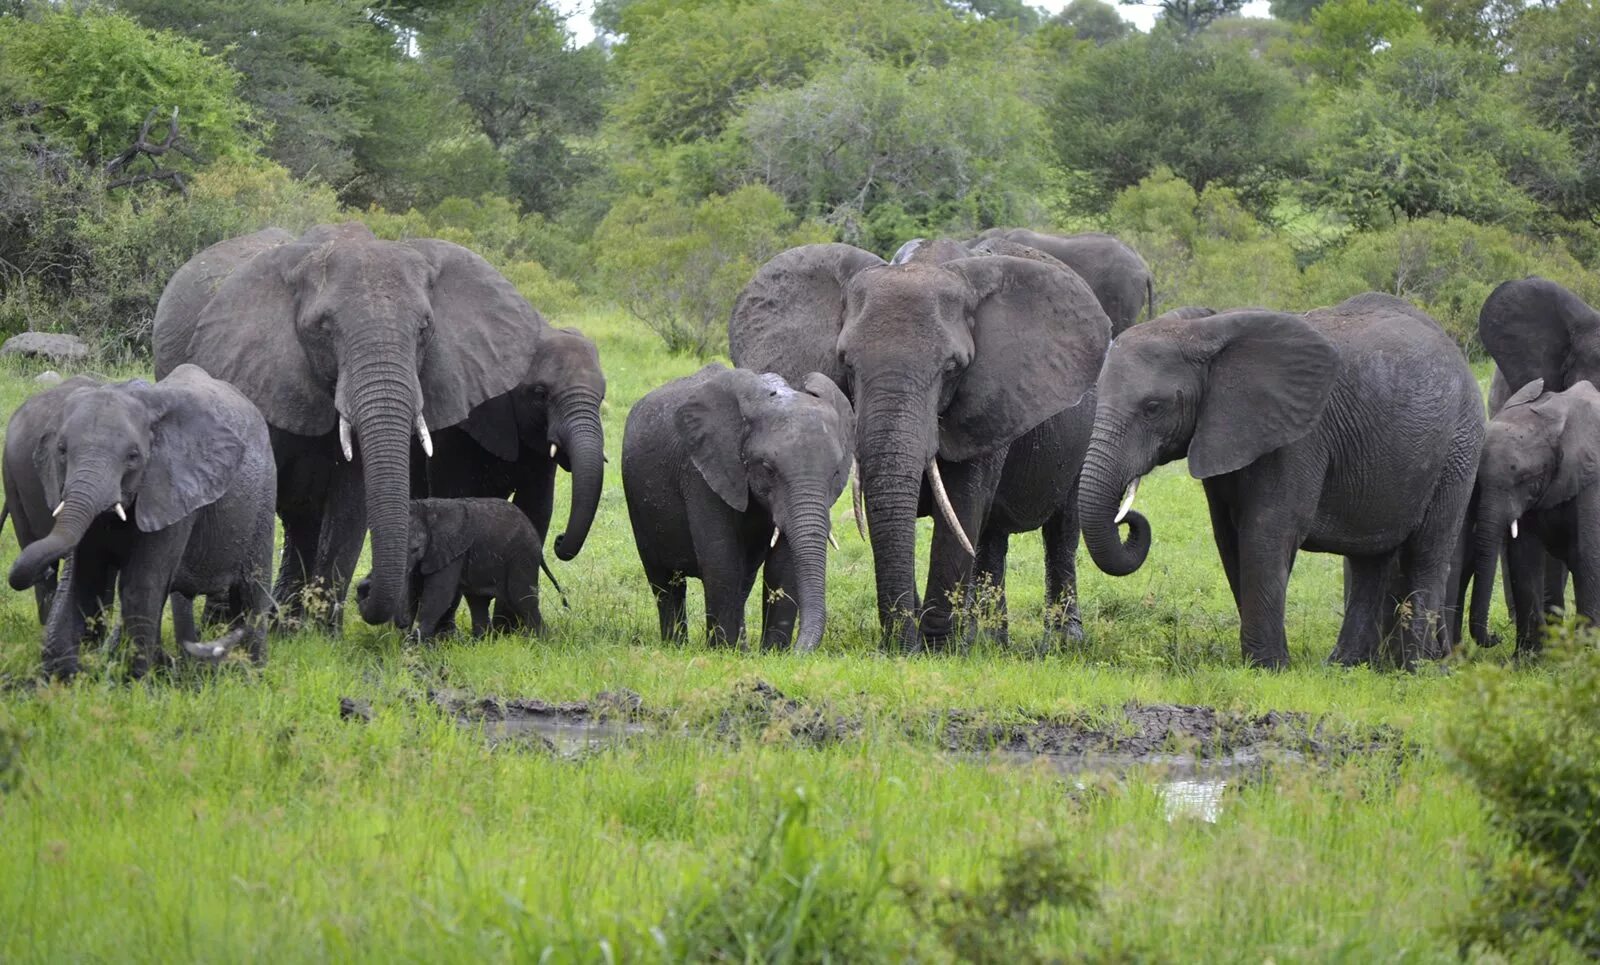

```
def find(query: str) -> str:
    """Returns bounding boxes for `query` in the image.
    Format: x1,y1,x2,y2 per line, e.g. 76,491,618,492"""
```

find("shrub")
593,185,830,358
1444,625,1600,957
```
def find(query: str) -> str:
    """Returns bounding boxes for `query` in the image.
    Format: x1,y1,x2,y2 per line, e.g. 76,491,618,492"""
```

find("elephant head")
7,365,256,659
1079,310,1338,576
180,222,542,626
677,365,854,652
1469,379,1600,646
456,327,605,561
730,244,1109,648
1479,277,1600,394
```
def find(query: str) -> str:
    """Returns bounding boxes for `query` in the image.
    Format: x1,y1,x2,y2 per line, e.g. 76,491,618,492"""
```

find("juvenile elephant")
153,222,543,632
622,365,854,651
422,327,605,561
1468,380,1600,653
4,374,107,624
969,229,1152,334
357,498,548,641
730,246,1109,651
6,365,276,677
1079,294,1485,669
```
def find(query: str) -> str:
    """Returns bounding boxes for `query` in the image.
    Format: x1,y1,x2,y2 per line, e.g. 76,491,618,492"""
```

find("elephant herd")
0,220,1593,677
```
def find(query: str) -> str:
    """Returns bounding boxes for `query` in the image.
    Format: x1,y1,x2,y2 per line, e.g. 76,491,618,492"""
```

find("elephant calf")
6,365,277,678
358,497,548,641
622,365,854,651
1469,379,1600,654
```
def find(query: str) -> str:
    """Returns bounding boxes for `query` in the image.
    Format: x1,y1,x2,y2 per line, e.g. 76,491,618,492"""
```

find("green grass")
0,310,1546,961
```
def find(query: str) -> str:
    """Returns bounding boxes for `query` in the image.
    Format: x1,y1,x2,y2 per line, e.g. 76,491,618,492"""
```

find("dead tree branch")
104,107,198,198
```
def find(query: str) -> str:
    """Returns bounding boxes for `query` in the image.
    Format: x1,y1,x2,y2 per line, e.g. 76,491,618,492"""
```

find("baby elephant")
1469,379,1600,653
6,365,277,678
623,365,854,651
358,497,548,640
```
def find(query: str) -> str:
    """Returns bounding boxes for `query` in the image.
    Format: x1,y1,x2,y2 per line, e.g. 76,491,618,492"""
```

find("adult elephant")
970,229,1152,334
1079,294,1485,669
153,222,542,629
730,244,1110,651
422,327,605,561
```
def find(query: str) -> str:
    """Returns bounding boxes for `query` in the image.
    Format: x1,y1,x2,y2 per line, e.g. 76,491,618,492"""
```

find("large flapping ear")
184,233,332,435
1500,378,1546,411
130,365,250,532
1479,277,1596,392
1187,311,1339,479
939,256,1112,462
801,372,856,486
1538,381,1600,505
417,500,475,574
459,392,521,462
674,365,751,512
407,239,546,431
728,244,884,392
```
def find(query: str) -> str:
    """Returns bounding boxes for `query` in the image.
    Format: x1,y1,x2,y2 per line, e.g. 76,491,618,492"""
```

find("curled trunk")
10,491,98,591
552,391,604,561
1078,435,1152,576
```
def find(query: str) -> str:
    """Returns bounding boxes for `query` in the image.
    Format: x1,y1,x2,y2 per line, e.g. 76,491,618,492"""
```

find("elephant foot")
1243,647,1290,671
1324,644,1369,668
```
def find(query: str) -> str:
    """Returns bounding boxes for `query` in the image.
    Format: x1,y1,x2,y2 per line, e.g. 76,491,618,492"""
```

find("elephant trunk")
346,356,420,626
855,388,932,651
9,481,106,591
782,500,834,652
1470,506,1509,647
552,389,604,561
1079,431,1152,576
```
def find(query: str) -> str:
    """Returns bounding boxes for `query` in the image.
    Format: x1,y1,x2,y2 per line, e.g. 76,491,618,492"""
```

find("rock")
338,697,373,723
33,371,61,385
1,333,89,364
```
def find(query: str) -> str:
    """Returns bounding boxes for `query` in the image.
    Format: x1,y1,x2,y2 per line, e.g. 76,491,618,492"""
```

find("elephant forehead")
61,391,143,435
307,243,430,301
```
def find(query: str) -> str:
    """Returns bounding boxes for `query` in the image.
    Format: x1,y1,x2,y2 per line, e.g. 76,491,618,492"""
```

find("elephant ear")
184,236,332,435
801,372,856,482
30,429,63,507
1188,311,1339,480
1501,378,1546,411
131,365,250,532
407,239,545,431
459,391,521,462
729,244,884,391
674,365,750,512
1479,277,1590,392
418,500,474,574
940,256,1112,462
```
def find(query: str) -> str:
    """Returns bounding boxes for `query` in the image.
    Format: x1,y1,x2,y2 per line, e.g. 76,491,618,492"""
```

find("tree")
1049,32,1302,212
1268,0,1325,22
1050,0,1132,44
1300,0,1422,84
948,0,1045,31
1510,0,1600,221
1120,0,1246,35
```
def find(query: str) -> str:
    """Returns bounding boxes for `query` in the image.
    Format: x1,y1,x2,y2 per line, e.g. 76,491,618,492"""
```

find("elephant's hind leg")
972,526,1010,648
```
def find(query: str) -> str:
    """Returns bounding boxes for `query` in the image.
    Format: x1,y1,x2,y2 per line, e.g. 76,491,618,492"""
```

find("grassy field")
0,308,1546,961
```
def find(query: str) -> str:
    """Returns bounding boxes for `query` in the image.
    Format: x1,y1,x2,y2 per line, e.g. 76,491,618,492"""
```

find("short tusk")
415,415,432,458
339,415,354,462
927,458,975,557
770,527,781,548
114,503,126,522
52,501,63,518
1115,478,1140,525
550,443,558,459
1511,520,1519,540
828,532,840,551
850,461,866,539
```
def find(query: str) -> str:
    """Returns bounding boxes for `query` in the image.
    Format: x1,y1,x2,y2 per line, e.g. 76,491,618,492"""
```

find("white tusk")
1115,478,1140,525
52,501,63,518
114,503,126,522
415,415,432,458
1511,520,1519,540
550,443,558,459
338,416,354,462
828,532,840,551
927,458,975,557
770,527,780,548
850,461,866,539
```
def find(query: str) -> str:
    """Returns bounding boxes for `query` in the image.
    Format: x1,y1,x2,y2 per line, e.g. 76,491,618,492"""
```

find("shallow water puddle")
478,713,650,754
1157,778,1228,822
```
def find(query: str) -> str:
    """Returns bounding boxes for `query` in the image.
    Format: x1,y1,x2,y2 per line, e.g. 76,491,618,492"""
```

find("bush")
593,185,830,358
1444,625,1600,957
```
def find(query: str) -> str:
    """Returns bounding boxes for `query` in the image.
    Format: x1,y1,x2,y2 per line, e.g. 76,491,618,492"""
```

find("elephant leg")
41,553,102,679
32,568,56,626
1206,492,1243,609
973,525,1010,648
467,596,493,638
704,568,757,649
274,510,320,623
307,464,368,632
413,563,464,642
171,593,198,646
648,571,688,644
119,537,185,677
921,452,1004,652
759,540,798,651
1234,519,1299,670
512,460,557,545
1329,553,1392,666
1543,554,1569,616
1043,509,1083,645
1506,530,1548,654
502,578,542,637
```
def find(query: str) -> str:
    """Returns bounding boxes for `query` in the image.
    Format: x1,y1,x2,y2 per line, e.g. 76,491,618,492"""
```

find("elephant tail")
541,557,569,609
0,501,9,538
1145,276,1155,322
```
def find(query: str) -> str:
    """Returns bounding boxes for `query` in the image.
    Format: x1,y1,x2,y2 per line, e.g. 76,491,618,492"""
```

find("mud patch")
431,688,652,755
713,679,858,747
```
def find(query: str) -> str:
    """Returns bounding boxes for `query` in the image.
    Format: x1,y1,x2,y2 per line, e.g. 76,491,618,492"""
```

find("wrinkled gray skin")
1149,306,1217,324
153,223,543,632
356,498,546,641
970,229,1153,334
1468,380,1600,654
6,366,276,678
421,327,605,562
4,374,108,624
730,246,1109,652
1079,294,1485,669
622,365,854,652
1469,277,1600,635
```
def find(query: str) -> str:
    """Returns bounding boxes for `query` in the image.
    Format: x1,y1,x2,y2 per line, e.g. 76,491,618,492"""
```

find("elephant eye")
1143,398,1165,414
126,449,141,464
943,357,960,375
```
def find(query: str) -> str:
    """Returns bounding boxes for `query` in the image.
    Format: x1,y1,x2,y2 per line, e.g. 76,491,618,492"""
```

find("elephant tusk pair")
850,462,866,539
770,527,842,550
1115,478,1140,524
927,458,975,557
336,413,433,460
